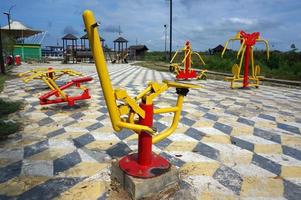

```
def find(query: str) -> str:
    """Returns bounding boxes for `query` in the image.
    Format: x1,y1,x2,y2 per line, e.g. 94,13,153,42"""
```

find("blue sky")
1,0,301,51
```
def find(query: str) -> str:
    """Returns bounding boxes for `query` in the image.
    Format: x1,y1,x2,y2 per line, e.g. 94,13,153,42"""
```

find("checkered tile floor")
0,63,301,199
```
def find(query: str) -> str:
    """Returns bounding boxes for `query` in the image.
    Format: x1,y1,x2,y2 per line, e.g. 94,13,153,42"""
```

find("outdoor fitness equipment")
19,67,92,106
83,10,199,178
170,41,207,80
19,67,82,86
222,31,269,89
39,76,92,106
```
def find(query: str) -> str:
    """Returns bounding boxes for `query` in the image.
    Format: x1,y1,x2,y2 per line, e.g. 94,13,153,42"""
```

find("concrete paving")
0,62,301,199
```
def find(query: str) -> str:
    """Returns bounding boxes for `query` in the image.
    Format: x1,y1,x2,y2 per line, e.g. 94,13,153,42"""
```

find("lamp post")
3,5,16,59
3,12,11,31
0,25,5,74
164,24,167,61
169,0,172,61
3,5,16,31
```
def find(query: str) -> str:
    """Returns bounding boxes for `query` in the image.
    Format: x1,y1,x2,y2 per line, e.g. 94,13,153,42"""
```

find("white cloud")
227,18,255,25
8,0,301,51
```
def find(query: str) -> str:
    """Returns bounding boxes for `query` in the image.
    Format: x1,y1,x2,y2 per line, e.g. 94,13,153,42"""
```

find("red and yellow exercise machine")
83,10,199,178
19,67,92,106
222,30,269,89
170,41,207,80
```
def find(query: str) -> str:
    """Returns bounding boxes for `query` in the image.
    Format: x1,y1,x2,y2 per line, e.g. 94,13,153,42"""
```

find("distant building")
80,33,105,49
1,21,43,60
61,33,79,63
42,46,63,59
14,44,42,60
128,45,148,60
113,37,128,53
210,44,228,54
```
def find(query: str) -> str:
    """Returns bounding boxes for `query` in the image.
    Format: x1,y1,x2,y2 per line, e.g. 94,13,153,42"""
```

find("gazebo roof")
114,37,128,43
62,33,78,40
1,21,42,38
80,33,104,41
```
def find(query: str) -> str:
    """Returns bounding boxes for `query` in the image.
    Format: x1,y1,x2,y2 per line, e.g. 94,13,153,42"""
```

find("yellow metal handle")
221,38,242,58
153,94,184,143
237,39,246,59
170,49,180,64
83,10,122,132
256,39,270,60
152,80,200,143
192,52,206,65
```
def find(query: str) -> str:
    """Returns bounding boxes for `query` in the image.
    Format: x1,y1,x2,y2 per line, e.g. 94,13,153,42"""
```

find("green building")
1,21,43,61
13,44,41,60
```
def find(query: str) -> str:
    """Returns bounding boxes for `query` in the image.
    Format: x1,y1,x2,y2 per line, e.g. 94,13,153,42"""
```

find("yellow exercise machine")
83,10,199,178
19,67,83,90
221,30,269,89
170,41,207,80
19,68,92,106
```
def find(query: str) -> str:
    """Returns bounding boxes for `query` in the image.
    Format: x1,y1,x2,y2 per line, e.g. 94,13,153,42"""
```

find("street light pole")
3,5,16,31
3,13,11,30
0,25,5,74
164,24,167,61
169,0,172,61
3,5,16,60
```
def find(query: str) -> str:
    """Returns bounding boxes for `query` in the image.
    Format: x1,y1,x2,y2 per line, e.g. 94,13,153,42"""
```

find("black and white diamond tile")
0,63,300,199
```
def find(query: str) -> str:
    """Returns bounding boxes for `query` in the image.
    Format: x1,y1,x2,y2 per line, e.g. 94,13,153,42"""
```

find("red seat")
72,76,93,83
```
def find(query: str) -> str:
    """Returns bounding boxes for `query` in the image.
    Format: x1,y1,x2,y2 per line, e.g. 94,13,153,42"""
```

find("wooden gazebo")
80,33,105,49
113,37,128,53
62,33,78,63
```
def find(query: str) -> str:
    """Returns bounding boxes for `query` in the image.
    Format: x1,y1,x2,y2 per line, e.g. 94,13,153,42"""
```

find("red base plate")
119,153,171,178
176,70,197,79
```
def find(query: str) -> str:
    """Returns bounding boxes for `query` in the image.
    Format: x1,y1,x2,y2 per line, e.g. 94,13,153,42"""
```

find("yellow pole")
250,47,255,77
238,45,246,74
83,10,121,132
237,39,245,58
170,49,179,63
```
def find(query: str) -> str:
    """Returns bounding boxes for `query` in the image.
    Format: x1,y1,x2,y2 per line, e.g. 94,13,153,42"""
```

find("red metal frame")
176,41,197,80
119,103,170,178
239,31,260,88
39,76,93,106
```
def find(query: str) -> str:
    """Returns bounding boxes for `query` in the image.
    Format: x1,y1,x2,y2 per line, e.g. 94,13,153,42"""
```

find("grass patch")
0,66,18,93
0,99,22,139
0,99,22,115
0,120,20,138
0,68,22,139
142,51,301,81
0,99,22,140
0,74,9,92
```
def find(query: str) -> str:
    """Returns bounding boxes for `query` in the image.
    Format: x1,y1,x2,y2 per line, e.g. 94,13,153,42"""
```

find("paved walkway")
0,63,301,199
